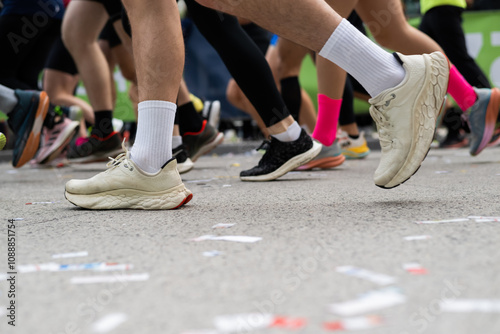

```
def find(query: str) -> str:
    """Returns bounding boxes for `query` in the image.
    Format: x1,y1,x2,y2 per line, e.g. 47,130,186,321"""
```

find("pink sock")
312,94,342,146
448,65,477,111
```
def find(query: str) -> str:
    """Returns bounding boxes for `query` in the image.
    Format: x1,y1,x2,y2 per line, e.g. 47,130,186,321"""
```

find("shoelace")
254,139,276,167
371,107,393,148
106,140,128,171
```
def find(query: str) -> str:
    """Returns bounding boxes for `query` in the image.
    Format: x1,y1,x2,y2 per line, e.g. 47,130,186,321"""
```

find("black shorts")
0,15,61,89
121,6,131,37
45,35,78,75
99,19,121,48
79,0,122,21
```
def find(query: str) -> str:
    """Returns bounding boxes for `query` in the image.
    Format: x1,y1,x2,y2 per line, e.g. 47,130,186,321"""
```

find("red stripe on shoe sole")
172,193,193,210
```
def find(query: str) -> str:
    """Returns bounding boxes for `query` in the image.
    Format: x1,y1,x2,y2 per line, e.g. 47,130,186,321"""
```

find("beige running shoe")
370,52,449,189
65,144,193,210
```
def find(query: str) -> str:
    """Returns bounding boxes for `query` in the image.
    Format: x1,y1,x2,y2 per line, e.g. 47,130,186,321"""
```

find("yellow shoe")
0,132,6,150
338,130,370,159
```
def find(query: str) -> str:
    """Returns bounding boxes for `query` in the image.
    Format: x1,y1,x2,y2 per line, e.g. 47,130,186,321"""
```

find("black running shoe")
67,131,123,163
173,144,194,174
182,120,224,162
240,129,322,182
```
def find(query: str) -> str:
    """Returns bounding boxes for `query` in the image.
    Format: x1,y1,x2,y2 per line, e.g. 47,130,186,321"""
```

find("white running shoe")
202,100,221,130
370,52,449,189
112,118,124,133
338,130,371,159
65,144,193,210
172,144,194,174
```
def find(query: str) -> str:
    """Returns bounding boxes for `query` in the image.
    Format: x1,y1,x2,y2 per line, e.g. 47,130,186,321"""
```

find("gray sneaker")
182,120,224,162
296,139,345,170
467,87,500,156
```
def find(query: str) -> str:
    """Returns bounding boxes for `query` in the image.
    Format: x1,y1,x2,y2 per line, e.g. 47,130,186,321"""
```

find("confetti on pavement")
212,314,306,332
202,251,223,257
52,251,89,259
328,288,406,316
71,273,150,285
26,201,61,205
324,315,383,331
212,223,236,229
192,235,262,243
336,266,397,286
415,218,470,224
92,313,128,333
214,313,273,332
404,235,432,241
18,262,133,273
402,263,428,275
440,299,500,313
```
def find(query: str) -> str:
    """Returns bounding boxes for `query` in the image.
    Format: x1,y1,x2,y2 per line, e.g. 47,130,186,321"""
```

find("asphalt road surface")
1,146,500,334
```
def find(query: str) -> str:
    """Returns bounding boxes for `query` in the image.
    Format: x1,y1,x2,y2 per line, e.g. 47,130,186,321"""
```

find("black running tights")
0,15,60,90
184,0,290,127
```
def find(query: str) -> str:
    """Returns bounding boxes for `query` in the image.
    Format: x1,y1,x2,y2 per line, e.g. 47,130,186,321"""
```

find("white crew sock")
319,19,406,98
0,84,18,114
172,135,182,149
130,100,176,173
271,121,301,142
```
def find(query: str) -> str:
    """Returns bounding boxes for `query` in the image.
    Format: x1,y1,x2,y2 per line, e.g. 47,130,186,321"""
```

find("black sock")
43,103,66,130
442,107,464,135
178,102,204,136
280,76,301,121
174,108,180,125
93,110,114,138
349,134,360,140
43,107,57,130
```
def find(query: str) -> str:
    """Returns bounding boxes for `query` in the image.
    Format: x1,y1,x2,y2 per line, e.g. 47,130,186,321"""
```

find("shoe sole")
295,154,345,171
342,150,371,160
379,53,450,189
488,132,500,148
178,158,195,174
69,147,124,164
241,141,322,182
471,87,500,156
37,121,80,164
65,183,193,210
378,148,428,190
191,132,224,162
15,91,50,168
